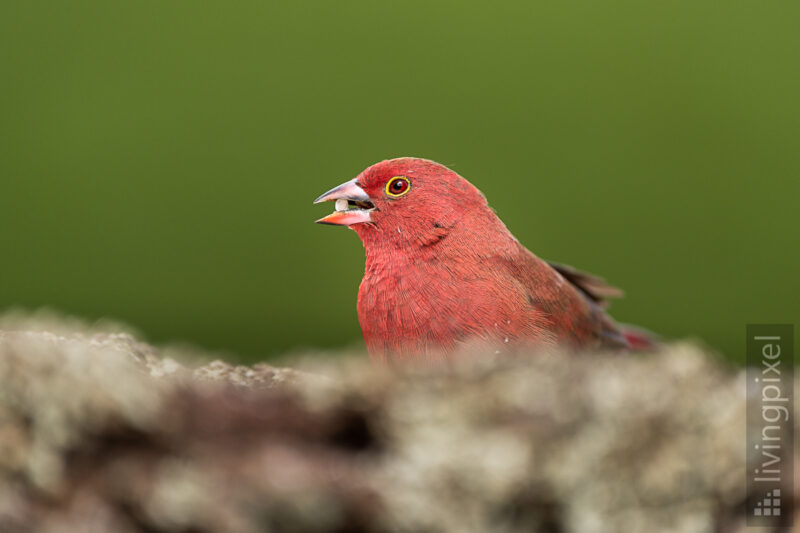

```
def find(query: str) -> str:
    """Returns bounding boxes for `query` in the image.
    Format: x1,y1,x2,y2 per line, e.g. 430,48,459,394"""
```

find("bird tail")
621,324,660,351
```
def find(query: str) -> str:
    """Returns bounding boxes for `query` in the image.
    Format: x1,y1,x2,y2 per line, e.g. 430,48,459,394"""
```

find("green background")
1,1,798,363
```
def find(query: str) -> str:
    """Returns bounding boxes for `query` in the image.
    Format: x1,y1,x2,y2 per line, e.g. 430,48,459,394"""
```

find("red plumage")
315,157,651,360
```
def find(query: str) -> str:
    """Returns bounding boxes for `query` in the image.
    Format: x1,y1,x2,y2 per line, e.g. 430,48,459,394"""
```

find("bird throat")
354,219,454,258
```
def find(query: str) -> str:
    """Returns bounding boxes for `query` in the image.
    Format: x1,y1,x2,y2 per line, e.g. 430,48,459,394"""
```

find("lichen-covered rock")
0,317,789,532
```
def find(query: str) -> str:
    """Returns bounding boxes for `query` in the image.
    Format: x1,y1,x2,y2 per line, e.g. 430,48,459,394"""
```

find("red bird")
315,157,650,360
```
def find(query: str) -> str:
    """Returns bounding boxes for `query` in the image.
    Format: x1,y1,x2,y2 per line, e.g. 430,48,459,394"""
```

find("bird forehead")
361,160,457,189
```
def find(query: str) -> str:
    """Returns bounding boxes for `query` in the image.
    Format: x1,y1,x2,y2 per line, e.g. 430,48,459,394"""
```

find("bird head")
314,158,489,249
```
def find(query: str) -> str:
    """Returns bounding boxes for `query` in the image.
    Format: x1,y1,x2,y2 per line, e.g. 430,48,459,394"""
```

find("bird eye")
385,176,411,198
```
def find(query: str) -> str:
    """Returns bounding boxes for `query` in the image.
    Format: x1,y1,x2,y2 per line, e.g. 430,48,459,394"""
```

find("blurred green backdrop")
1,1,798,363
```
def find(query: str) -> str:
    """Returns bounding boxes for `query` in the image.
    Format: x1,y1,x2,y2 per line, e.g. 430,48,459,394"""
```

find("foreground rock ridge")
0,320,787,532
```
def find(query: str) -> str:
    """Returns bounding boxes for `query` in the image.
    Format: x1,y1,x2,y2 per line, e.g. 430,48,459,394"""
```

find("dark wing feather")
546,261,624,309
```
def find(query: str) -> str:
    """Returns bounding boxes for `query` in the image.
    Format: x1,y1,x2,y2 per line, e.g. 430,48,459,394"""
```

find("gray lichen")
0,316,787,533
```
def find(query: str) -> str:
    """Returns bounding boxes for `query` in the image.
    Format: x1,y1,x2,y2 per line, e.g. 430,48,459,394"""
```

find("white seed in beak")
335,199,349,212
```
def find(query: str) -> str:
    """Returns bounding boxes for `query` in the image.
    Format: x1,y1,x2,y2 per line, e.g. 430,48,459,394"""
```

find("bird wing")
486,250,630,349
545,261,623,309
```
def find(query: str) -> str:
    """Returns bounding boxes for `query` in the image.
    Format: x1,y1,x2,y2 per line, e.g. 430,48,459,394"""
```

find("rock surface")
0,317,791,532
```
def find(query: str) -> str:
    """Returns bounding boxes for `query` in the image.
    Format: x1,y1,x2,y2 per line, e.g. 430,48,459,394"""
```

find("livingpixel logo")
746,325,794,527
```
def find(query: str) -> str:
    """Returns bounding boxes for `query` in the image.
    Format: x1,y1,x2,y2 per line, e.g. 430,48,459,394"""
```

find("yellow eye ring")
385,176,411,197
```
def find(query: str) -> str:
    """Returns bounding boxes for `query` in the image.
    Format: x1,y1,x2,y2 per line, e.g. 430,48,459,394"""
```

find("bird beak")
313,178,375,226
